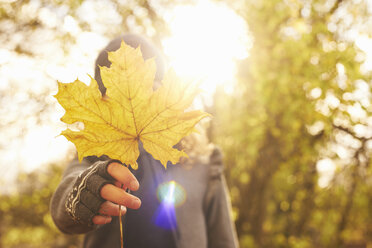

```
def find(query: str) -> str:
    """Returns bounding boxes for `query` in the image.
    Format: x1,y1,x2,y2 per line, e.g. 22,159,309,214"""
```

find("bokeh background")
1,0,372,247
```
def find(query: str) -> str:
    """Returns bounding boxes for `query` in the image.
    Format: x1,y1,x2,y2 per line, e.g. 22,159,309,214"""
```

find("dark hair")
94,34,165,95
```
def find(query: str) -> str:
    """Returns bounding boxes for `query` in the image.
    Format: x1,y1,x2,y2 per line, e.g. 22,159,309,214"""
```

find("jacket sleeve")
50,156,101,234
204,148,239,248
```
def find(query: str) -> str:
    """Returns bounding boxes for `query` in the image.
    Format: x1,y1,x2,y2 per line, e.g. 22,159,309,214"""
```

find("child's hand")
65,160,141,226
93,162,141,225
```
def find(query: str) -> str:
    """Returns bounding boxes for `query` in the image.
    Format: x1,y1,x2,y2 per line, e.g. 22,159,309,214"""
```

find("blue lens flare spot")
153,202,177,229
153,181,186,229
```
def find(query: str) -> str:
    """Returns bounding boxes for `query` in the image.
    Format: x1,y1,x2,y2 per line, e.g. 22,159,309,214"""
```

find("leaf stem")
119,184,124,248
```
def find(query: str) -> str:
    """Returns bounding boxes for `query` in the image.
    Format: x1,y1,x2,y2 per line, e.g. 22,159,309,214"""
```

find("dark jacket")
50,147,239,248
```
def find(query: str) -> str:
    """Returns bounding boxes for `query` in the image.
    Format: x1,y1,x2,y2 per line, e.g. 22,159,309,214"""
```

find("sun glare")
162,0,250,95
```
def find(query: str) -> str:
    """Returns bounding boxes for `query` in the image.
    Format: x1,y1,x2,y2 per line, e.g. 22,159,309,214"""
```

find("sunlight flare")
162,0,251,95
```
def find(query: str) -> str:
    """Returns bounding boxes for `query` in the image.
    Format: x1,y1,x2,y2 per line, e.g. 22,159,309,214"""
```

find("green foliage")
214,0,372,247
0,164,82,248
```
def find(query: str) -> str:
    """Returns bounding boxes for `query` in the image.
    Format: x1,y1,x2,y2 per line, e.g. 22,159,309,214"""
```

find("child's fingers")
100,184,141,209
98,201,127,216
92,215,112,225
107,162,139,191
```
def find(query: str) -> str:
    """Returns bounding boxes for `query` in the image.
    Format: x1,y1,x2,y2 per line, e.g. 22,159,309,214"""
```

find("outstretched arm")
50,157,140,234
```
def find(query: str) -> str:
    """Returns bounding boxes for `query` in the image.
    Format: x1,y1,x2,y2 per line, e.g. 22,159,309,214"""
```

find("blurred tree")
0,163,82,248
1,0,372,247
213,0,372,247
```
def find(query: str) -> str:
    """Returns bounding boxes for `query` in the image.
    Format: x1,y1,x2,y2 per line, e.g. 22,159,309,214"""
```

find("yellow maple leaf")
55,41,210,169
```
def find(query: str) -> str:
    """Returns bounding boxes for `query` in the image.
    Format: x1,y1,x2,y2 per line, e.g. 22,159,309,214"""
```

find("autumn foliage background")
1,0,372,248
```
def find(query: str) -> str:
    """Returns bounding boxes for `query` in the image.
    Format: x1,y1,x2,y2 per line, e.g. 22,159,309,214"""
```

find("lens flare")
156,180,186,207
153,181,186,229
